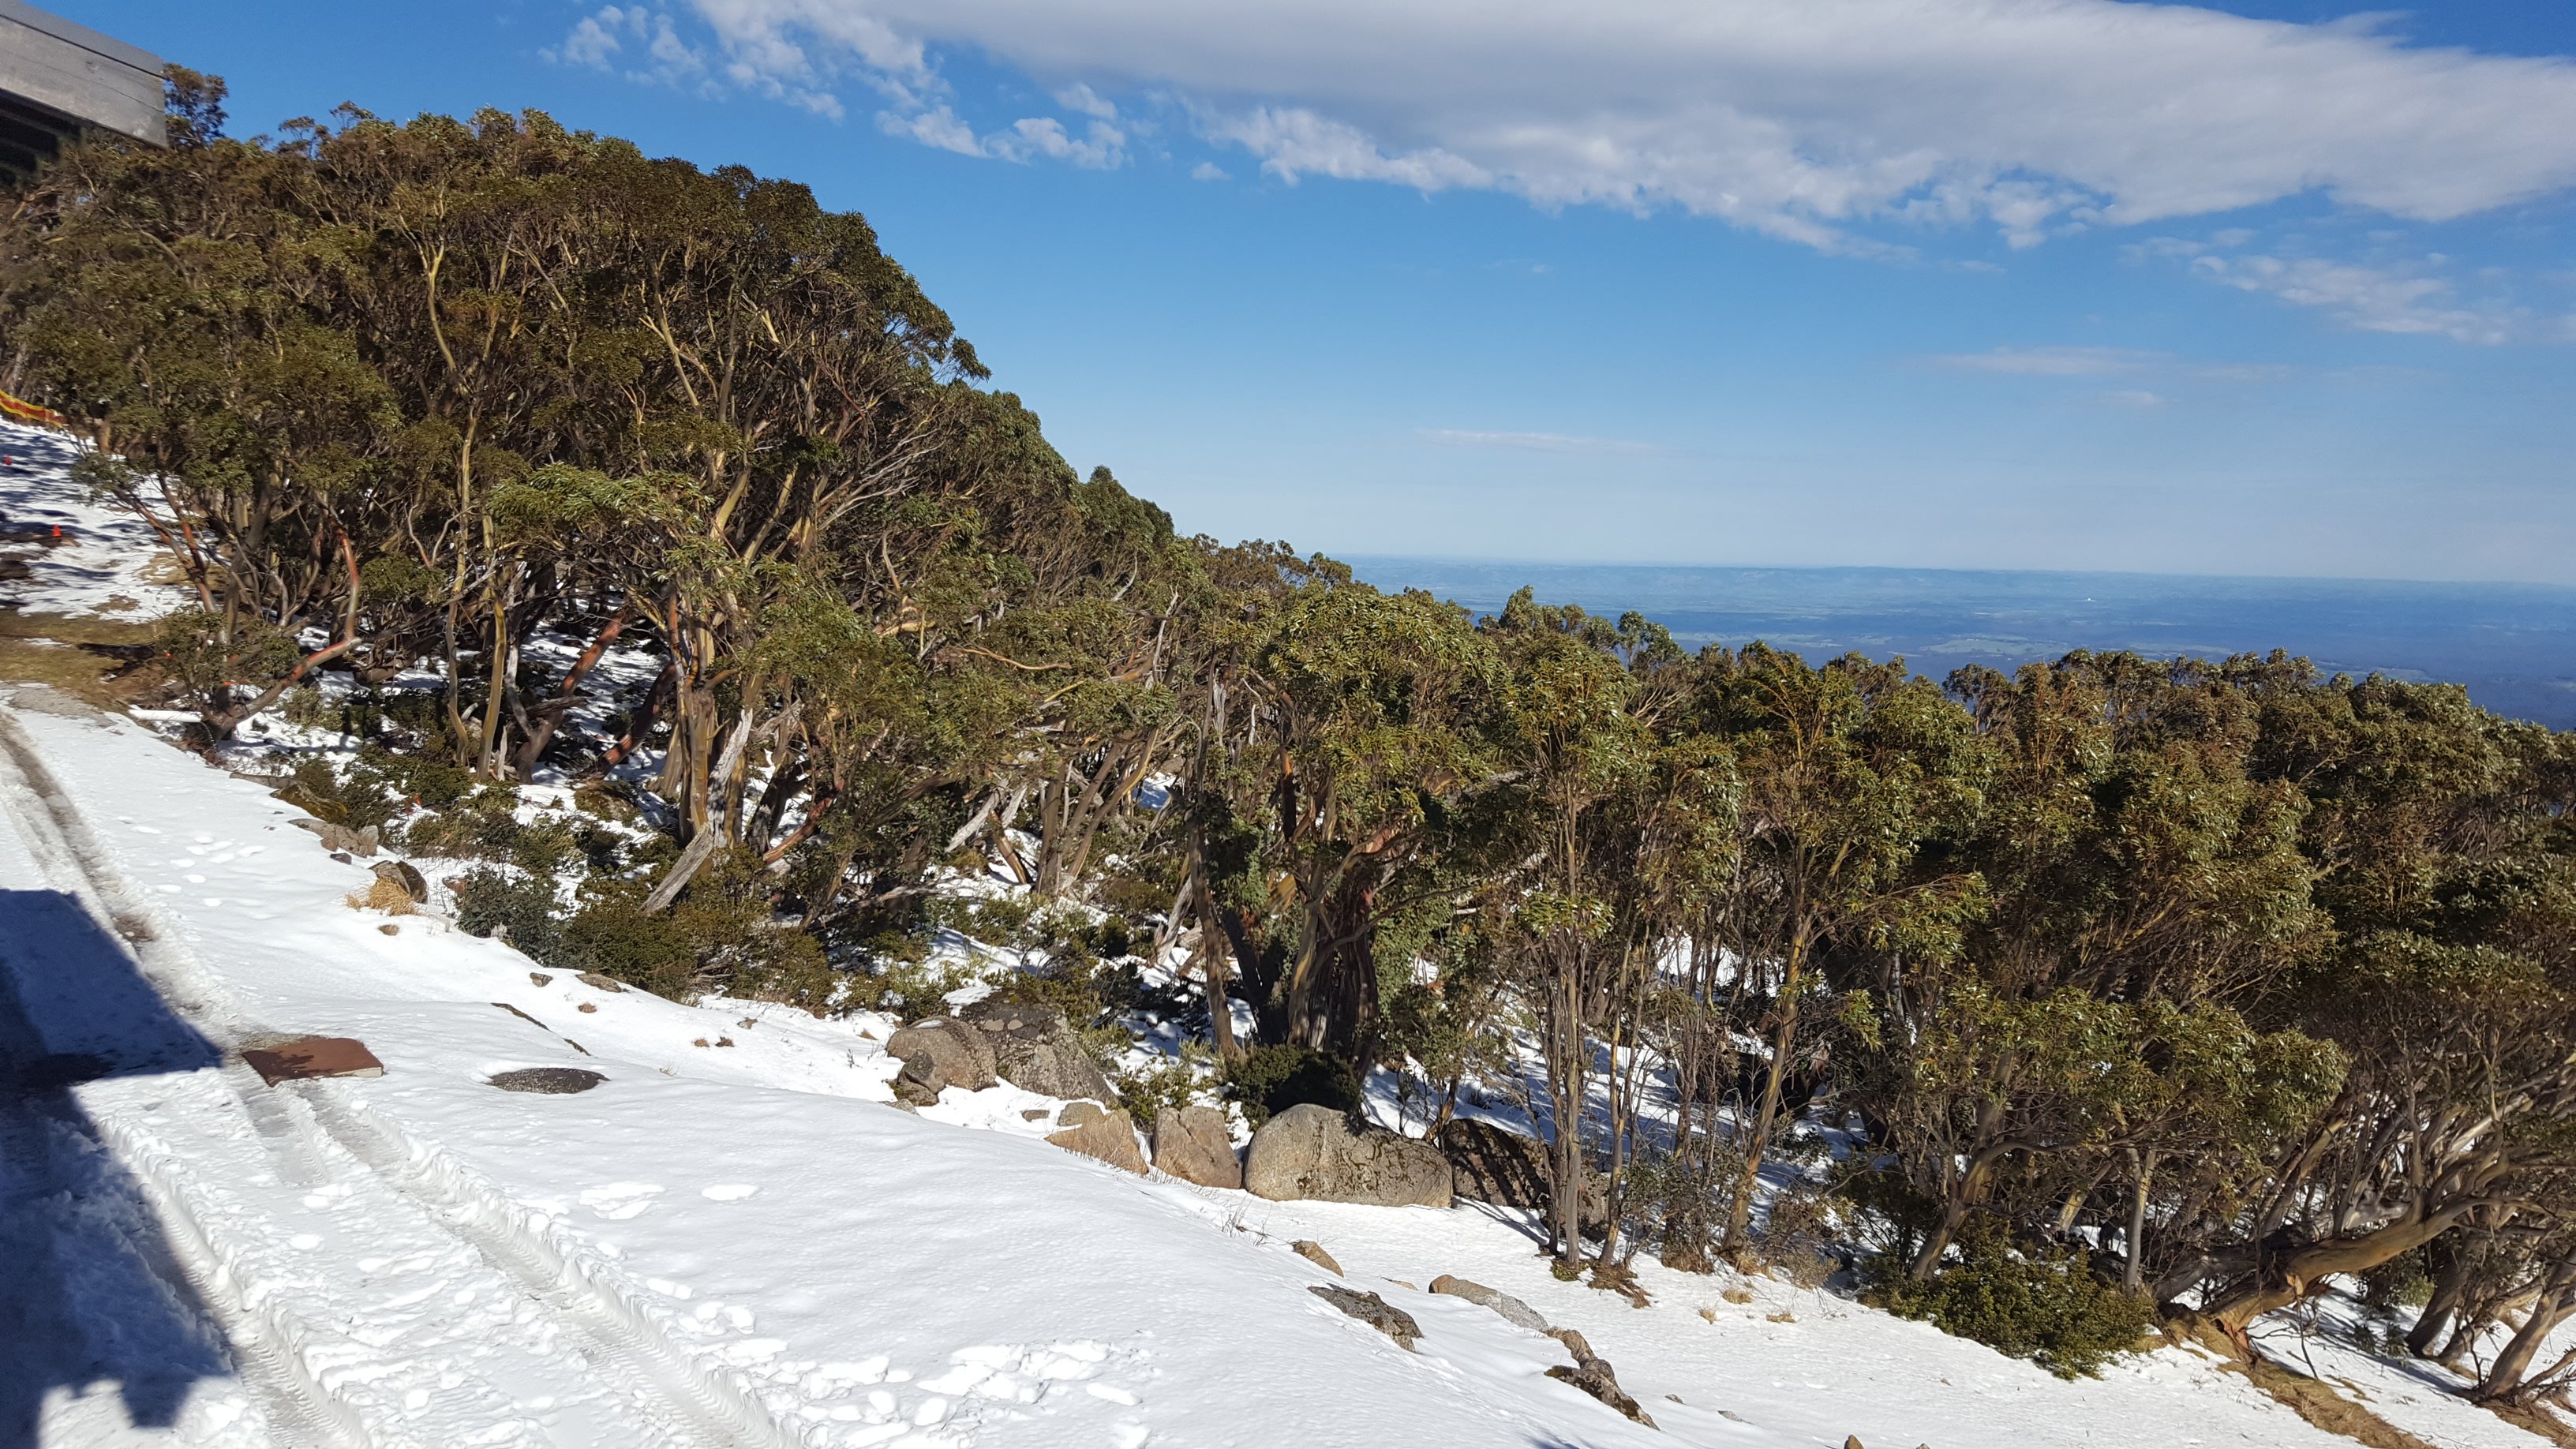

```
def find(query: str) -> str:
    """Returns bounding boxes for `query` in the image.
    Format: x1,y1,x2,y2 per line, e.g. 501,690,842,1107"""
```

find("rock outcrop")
1545,1328,1653,1426
1046,1099,1149,1175
1244,1104,1453,1208
1151,1104,1242,1189
959,999,1115,1102
371,858,428,903
886,1017,999,1105
290,817,380,856
1440,1117,1606,1229
1428,1274,1550,1332
1291,1239,1342,1275
1309,1286,1419,1350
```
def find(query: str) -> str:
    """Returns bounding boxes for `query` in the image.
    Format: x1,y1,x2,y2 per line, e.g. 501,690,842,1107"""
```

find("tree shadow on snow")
0,889,233,1449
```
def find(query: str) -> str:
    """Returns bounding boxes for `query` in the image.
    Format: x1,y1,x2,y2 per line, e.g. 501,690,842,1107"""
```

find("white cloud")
545,7,715,92
2142,236,2575,343
1419,429,1655,455
873,107,1125,166
625,0,2576,251
1189,161,1229,182
2099,388,2166,407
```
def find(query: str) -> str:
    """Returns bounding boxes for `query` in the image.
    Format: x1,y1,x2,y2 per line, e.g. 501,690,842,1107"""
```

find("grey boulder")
886,1017,999,1105
959,999,1114,1102
1151,1105,1242,1189
1244,1103,1453,1208
371,858,429,904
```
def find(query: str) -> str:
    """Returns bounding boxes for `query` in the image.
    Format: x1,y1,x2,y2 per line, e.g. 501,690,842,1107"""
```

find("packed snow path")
0,698,775,1449
4,674,2572,1449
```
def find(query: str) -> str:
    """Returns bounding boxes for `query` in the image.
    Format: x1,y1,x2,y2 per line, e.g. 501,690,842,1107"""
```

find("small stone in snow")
489,1067,606,1095
578,1003,598,1013
377,923,398,936
577,972,626,993
1292,1240,1343,1276
530,972,554,986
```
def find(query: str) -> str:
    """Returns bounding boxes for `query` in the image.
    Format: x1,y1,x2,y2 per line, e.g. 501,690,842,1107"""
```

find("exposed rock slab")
1291,1239,1342,1275
1541,1327,1654,1426
1429,1274,1550,1332
1309,1286,1419,1350
488,1067,605,1094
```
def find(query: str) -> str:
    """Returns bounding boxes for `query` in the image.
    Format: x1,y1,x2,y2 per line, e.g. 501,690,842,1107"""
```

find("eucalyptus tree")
1694,644,1986,1258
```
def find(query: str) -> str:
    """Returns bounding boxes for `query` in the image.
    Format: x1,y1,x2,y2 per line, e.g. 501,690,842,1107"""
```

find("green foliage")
154,608,297,714
844,939,973,1019
457,856,833,1009
1868,1225,2155,1379
1222,1043,1361,1128
448,866,567,960
1112,1048,1212,1124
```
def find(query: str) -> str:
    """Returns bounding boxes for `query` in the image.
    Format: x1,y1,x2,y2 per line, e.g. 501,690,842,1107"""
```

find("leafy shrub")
989,964,1107,1025
923,892,1035,946
1866,1223,2154,1379
845,949,972,1018
346,744,472,813
1222,1043,1361,1128
1113,1050,1210,1124
450,866,567,960
1621,1140,1745,1275
458,855,834,1009
401,784,534,859
153,607,297,713
271,756,369,827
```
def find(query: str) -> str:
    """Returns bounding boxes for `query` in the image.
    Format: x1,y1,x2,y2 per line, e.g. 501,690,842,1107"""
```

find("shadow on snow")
0,888,231,1448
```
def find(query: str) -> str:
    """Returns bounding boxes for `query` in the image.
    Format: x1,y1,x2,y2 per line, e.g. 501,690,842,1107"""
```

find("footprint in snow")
578,1181,664,1220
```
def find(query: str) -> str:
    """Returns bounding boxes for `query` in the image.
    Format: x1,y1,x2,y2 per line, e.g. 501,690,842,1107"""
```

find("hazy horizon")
1349,555,2576,728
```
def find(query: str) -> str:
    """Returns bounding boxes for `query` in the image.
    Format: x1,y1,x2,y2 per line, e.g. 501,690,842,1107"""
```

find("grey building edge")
0,0,164,178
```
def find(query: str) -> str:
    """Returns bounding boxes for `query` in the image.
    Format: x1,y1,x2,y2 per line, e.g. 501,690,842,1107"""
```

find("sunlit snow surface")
0,421,191,621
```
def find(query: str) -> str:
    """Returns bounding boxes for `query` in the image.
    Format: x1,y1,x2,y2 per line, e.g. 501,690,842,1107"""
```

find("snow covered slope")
3,682,2569,1449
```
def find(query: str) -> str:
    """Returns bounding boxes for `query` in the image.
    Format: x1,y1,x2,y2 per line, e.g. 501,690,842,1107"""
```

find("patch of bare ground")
0,608,159,707
2482,1397,2576,1448
2163,1321,2443,1449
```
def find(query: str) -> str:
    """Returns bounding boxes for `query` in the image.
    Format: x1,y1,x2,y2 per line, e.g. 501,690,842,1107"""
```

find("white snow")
0,423,192,621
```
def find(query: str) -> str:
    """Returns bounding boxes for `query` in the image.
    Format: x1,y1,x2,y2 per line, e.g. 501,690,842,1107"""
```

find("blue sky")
75,0,2576,583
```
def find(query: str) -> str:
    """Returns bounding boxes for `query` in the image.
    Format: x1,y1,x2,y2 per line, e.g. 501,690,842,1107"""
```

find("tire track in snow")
0,695,803,1449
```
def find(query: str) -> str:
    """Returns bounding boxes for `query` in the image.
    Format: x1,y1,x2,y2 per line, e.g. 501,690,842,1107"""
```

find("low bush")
1112,1051,1209,1124
1222,1043,1361,1128
1865,1222,2154,1379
